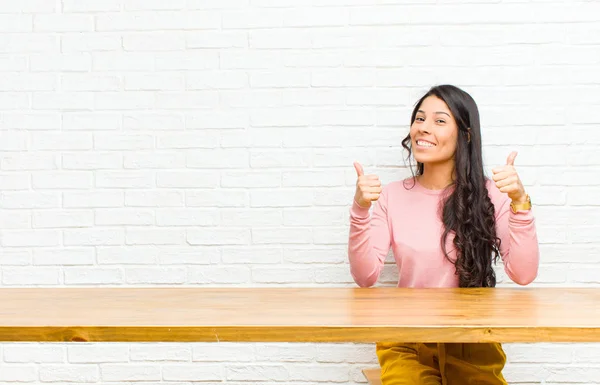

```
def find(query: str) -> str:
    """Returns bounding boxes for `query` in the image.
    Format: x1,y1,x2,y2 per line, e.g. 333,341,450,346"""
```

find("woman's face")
410,95,459,166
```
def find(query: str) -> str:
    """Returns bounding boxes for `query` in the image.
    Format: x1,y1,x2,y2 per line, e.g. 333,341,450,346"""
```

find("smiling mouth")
416,140,436,148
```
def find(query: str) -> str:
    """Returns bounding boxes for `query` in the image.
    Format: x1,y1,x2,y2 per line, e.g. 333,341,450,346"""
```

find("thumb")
506,151,518,166
353,161,364,177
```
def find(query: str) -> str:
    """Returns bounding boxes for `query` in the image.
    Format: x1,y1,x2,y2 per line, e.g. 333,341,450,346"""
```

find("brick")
33,210,94,228
0,15,33,32
62,0,121,12
157,132,220,149
124,152,186,169
0,92,29,109
1,153,57,171
250,189,314,208
100,364,161,381
0,365,38,382
315,265,355,284
1,192,59,208
250,30,310,49
125,228,186,245
1,230,60,247
255,344,315,362
186,71,247,90
155,91,218,109
504,343,572,364
126,190,185,207
316,344,376,363
186,149,249,169
222,9,283,29
252,228,312,244
124,113,185,130
221,209,281,227
0,249,32,265
155,52,219,70
62,33,121,52
283,247,347,264
32,171,93,189
252,266,314,284
186,190,247,208
61,74,121,92
94,91,155,110
188,266,251,284
163,364,222,381
226,364,288,381
95,171,154,189
221,246,282,264
125,0,186,10
131,344,191,361
92,52,155,71
0,0,56,12
221,171,281,188
97,246,158,265
0,174,30,190
4,345,65,363
34,248,95,266
125,267,187,284
96,11,220,31
193,343,255,362
156,208,219,226
157,246,219,265
124,72,185,90
63,191,124,208
30,54,91,72
282,171,345,187
0,34,59,53
187,31,247,48
2,267,61,285
63,229,125,246
157,171,219,188
64,267,123,285
0,132,27,151
187,228,251,246
31,133,92,151
68,345,129,363
95,209,155,226
62,152,122,170
288,364,349,382
250,149,311,168
34,14,94,32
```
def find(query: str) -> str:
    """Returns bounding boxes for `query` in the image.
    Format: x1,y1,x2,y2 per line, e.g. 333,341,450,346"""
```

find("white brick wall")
1,0,599,383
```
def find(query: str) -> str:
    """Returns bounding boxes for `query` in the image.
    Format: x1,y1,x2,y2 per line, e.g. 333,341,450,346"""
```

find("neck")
418,162,455,190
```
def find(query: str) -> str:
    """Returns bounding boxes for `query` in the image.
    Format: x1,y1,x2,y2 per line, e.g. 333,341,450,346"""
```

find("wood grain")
0,287,599,343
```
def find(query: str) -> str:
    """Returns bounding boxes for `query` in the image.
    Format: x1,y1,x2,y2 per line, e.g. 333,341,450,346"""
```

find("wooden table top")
1,287,599,343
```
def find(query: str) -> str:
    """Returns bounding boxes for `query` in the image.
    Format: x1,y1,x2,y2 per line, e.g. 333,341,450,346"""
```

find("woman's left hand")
492,151,528,203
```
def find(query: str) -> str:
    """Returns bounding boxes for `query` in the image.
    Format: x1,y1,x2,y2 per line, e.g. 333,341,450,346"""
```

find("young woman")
347,84,539,384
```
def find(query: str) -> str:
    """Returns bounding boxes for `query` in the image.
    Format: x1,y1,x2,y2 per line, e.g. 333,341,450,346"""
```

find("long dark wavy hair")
402,85,501,288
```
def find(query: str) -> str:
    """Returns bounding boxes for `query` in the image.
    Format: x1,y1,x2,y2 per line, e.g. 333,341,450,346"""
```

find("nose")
418,124,431,135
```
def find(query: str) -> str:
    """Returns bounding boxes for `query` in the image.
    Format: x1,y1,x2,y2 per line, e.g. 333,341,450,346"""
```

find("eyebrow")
417,110,450,117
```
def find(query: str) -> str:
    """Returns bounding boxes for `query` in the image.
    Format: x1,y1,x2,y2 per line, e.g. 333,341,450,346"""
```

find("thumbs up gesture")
491,151,527,203
353,162,382,209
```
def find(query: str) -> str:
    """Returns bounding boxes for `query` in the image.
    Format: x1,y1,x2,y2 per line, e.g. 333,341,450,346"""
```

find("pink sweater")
348,177,540,288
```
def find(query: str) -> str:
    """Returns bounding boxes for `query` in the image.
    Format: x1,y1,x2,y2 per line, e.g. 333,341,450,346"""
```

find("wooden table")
1,287,599,343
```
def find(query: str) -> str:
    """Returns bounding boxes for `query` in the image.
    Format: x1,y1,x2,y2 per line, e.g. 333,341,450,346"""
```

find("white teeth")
417,140,435,147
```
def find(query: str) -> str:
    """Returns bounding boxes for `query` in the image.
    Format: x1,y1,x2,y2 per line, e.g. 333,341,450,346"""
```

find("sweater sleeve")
347,185,392,288
492,186,540,285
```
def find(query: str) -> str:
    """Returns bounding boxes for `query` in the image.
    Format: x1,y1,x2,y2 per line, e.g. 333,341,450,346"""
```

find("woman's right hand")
353,161,382,209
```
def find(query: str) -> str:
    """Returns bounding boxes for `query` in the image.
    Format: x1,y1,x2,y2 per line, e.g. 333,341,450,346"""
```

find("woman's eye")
437,119,446,124
416,117,425,122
